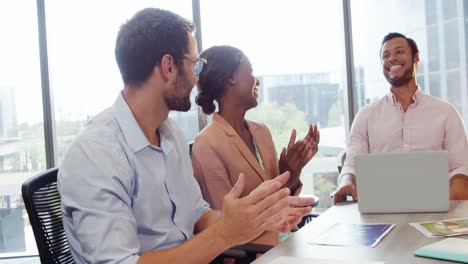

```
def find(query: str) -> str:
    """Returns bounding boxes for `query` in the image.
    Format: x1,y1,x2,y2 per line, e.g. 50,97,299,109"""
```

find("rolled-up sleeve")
58,138,140,264
339,106,371,183
444,105,468,178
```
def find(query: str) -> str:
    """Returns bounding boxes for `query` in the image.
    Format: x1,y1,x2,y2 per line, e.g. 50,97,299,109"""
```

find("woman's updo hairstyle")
196,45,243,114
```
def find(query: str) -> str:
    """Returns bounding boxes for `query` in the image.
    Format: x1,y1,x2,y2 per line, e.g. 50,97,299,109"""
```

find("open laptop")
355,151,449,214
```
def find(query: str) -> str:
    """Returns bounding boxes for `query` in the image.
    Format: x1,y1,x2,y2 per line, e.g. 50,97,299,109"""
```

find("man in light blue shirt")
58,8,313,264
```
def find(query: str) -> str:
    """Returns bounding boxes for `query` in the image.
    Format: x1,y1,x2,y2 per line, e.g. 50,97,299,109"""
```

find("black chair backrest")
189,141,194,157
22,168,75,264
337,150,347,174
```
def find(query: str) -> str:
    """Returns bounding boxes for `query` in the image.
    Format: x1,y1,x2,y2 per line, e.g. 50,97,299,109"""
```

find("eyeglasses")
184,55,207,76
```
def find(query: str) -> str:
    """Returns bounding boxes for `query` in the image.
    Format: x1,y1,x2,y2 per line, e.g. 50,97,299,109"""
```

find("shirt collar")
386,85,423,107
158,121,175,155
112,92,150,153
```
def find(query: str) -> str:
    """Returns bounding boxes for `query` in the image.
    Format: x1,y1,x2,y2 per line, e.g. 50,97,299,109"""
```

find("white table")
253,201,468,264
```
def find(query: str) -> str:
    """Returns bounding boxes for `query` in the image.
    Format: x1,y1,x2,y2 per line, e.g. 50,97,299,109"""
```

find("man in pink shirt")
333,32,468,203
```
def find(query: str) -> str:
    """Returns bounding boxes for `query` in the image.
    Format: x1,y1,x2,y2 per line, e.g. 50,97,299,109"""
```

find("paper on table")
409,218,468,238
308,223,395,247
268,256,384,264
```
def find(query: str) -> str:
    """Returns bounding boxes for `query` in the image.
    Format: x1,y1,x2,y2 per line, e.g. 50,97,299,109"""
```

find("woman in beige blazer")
191,45,319,245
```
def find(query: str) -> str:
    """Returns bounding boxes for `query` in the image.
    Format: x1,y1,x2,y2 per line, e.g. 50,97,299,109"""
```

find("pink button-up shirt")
340,88,468,181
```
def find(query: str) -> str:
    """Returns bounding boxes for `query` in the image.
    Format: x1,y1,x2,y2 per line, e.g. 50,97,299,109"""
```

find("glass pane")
429,72,441,98
416,75,426,91
354,66,369,109
45,1,195,164
446,71,462,113
444,20,460,69
351,0,468,131
427,25,440,72
443,0,458,20
200,0,348,209
425,0,437,25
465,0,468,17
351,0,427,99
0,0,45,257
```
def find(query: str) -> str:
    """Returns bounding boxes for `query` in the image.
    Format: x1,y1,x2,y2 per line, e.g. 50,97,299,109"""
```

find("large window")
45,1,195,164
200,0,348,208
351,0,468,129
2,1,468,261
0,0,45,258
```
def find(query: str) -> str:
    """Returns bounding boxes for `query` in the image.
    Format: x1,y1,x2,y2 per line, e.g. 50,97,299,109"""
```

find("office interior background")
0,0,467,259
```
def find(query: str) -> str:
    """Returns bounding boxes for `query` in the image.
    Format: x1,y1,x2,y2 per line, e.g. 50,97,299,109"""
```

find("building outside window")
45,0,195,165
0,0,45,257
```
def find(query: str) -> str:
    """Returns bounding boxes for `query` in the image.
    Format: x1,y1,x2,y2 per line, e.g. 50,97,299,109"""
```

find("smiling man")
333,32,468,204
57,8,313,264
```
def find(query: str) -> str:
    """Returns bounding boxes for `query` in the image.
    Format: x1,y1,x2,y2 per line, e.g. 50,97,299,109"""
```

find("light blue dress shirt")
58,93,210,264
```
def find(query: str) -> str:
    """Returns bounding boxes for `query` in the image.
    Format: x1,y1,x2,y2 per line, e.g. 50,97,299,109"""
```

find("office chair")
22,168,75,264
295,197,319,230
337,150,347,174
211,243,274,264
189,141,194,157
22,167,270,264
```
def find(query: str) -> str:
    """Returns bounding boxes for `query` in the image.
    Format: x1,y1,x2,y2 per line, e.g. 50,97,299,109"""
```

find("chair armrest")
231,242,273,254
212,243,274,264
296,212,320,230
220,247,249,259
337,150,347,173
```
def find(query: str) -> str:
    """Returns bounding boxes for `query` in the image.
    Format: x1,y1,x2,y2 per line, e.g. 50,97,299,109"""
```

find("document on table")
269,256,384,264
308,223,395,247
409,218,468,238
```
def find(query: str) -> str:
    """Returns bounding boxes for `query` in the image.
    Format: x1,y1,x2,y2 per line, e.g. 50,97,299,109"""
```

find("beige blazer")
192,113,280,244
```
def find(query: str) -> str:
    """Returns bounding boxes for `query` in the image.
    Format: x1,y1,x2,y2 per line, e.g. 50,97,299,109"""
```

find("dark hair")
196,45,244,114
115,8,195,86
381,32,419,57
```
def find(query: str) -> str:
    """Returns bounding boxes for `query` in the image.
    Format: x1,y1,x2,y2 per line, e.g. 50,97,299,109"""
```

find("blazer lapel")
213,114,268,181
246,121,279,180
